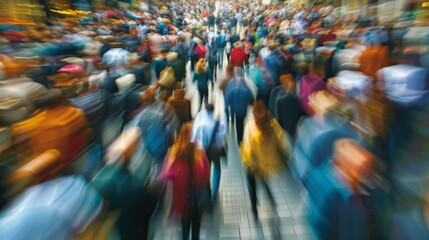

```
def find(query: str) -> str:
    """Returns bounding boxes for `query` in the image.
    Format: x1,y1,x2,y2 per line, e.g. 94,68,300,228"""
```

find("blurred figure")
270,74,305,138
225,75,254,144
215,31,227,68
167,52,186,83
358,33,389,79
153,49,168,79
207,41,218,81
167,88,192,126
136,90,179,169
248,56,275,106
291,90,341,183
299,55,327,115
230,41,247,70
243,36,253,69
219,63,234,95
240,100,290,217
193,58,213,109
194,39,207,62
392,193,429,239
137,37,153,63
306,138,380,240
380,65,429,209
264,40,290,86
192,104,227,204
159,123,210,240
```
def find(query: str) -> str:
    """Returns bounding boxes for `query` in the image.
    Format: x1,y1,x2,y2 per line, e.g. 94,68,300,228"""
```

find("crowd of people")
0,0,428,239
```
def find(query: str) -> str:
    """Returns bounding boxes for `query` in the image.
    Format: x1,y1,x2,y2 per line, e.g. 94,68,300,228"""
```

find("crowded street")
0,0,428,239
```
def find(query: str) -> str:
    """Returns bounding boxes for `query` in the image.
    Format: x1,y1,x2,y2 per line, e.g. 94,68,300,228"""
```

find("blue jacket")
193,70,213,90
306,163,379,240
225,80,254,118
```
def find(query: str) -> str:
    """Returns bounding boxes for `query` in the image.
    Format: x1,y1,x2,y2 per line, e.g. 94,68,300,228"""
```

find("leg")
198,88,204,109
191,210,202,240
211,157,221,202
262,179,276,208
235,116,245,144
182,217,191,240
246,172,258,216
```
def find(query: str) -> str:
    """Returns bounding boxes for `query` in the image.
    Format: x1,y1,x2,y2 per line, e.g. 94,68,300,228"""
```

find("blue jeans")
217,48,224,67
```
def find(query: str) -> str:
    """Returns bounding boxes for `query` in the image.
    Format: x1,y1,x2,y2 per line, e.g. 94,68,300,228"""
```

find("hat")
60,57,85,67
196,59,206,74
379,64,429,107
158,67,176,88
58,64,85,75
166,52,178,62
115,73,136,92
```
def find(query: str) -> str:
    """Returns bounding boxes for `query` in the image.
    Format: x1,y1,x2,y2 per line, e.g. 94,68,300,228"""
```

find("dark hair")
205,103,214,112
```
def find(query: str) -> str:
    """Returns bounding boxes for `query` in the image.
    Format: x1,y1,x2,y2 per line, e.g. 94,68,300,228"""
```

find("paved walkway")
152,56,316,239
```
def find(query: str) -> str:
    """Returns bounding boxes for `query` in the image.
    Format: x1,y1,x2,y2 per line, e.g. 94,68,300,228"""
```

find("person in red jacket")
230,41,247,69
194,40,208,62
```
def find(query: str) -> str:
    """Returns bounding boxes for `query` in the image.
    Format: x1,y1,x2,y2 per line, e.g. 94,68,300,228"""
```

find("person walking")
192,104,227,204
215,30,227,68
193,58,213,109
230,41,247,70
240,101,290,217
225,75,254,144
159,123,210,240
207,41,218,81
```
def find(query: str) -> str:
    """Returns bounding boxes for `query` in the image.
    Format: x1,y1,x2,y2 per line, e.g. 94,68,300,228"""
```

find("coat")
225,80,254,118
240,118,289,178
299,72,326,115
159,145,210,218
193,70,212,90
358,44,389,79
167,59,186,82
306,163,380,240
277,93,306,137
167,91,192,124
230,48,247,68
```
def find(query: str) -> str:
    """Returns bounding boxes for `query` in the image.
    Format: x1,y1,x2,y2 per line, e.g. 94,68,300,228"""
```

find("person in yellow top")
240,100,291,218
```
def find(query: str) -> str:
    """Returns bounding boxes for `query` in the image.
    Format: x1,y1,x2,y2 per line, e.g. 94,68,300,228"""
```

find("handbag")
206,120,226,159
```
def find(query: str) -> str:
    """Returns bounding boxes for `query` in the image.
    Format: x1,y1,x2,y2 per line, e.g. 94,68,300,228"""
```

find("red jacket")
230,48,247,68
194,45,207,61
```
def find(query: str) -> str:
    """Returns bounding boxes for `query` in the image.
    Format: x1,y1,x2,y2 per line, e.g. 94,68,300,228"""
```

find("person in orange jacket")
358,33,389,80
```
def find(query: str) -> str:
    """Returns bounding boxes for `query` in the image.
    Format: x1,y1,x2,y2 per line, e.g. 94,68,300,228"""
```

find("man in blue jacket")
225,76,254,144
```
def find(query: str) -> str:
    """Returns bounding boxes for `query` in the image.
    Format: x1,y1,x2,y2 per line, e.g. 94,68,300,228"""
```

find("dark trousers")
182,213,202,240
181,189,206,240
235,115,245,144
198,88,209,109
226,53,230,63
246,172,276,215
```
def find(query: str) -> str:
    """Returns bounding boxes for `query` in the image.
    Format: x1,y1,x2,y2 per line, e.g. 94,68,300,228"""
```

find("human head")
196,58,206,74
308,90,340,116
253,100,272,132
279,74,296,93
333,138,375,186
